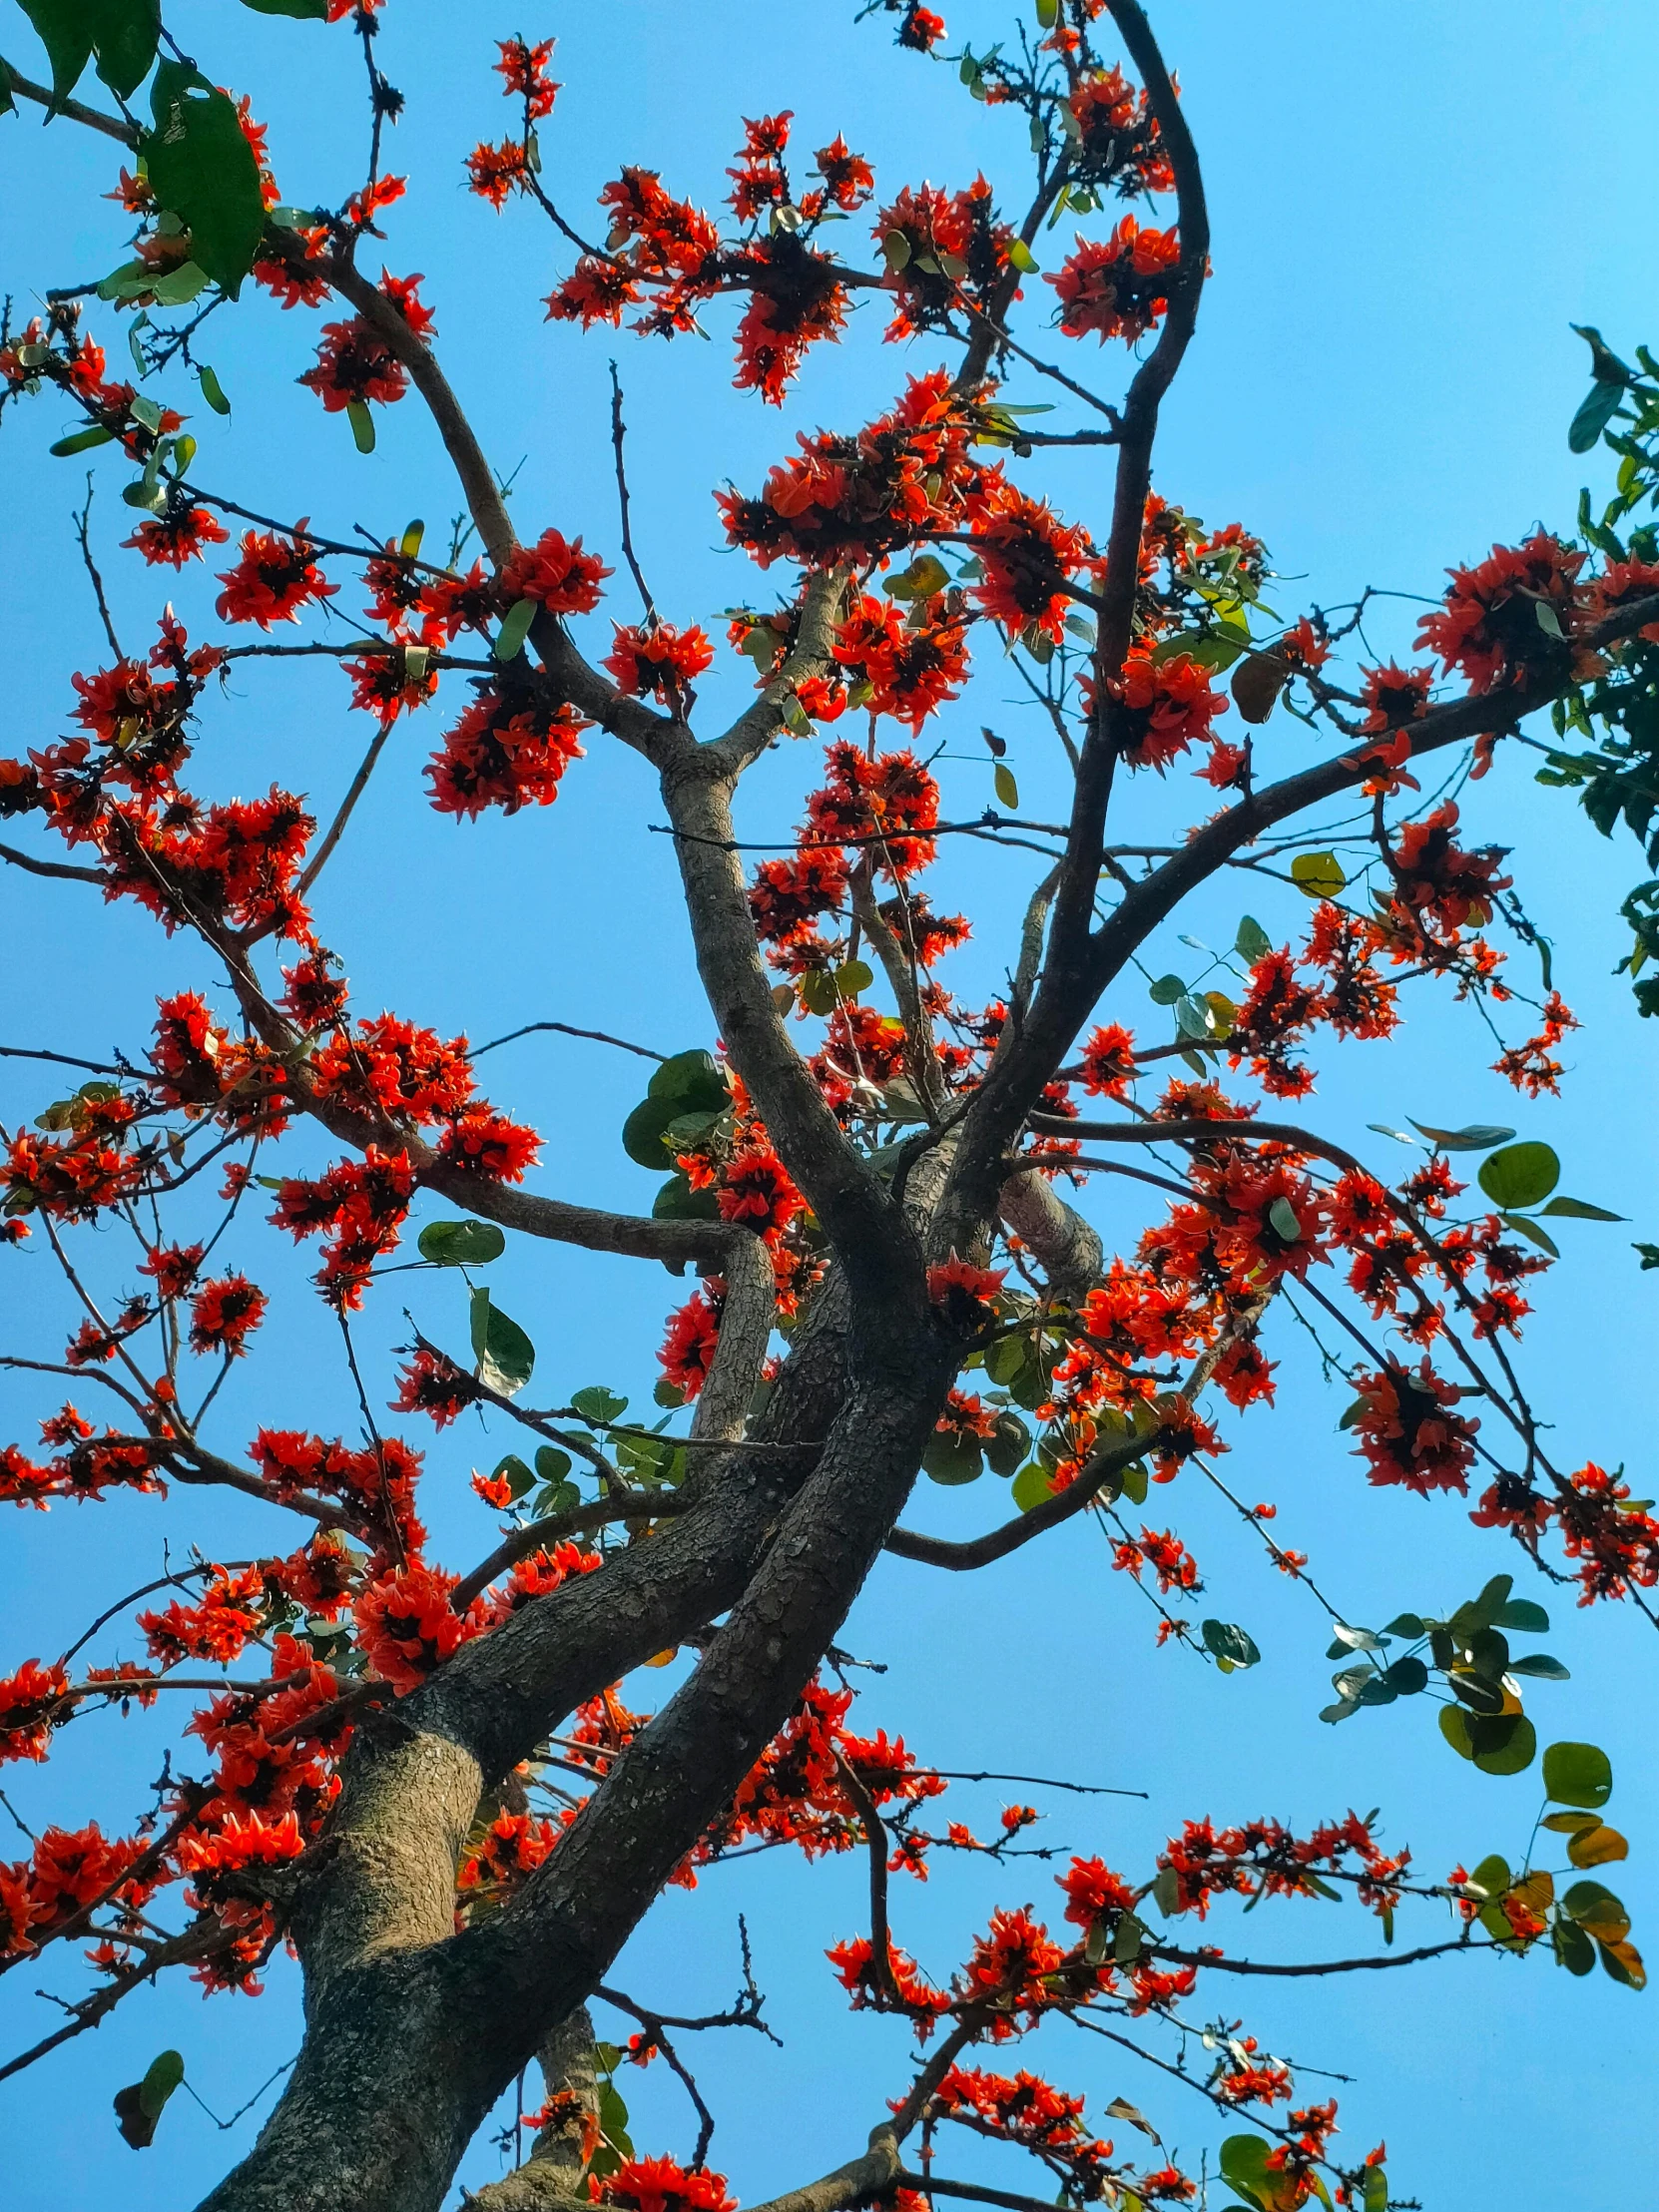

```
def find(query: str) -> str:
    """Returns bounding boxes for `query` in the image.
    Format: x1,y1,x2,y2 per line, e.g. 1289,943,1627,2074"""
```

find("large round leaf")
622,1095,684,1169
417,1219,506,1267
1543,1739,1613,1809
647,1049,731,1115
921,1431,984,1485
1477,1142,1560,1211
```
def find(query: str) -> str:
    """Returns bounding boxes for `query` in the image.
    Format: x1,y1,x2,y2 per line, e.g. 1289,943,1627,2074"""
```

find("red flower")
138,1242,205,1300
494,36,559,119
1048,217,1185,343
1387,801,1511,936
926,1254,1005,1329
1350,1361,1478,1496
833,592,970,730
749,847,848,947
1493,990,1577,1097
1414,532,1587,691
1059,1853,1137,1929
1105,649,1228,771
299,318,406,412
718,1145,803,1234
1079,1022,1137,1099
216,527,337,629
391,1348,480,1428
122,504,229,567
188,1275,268,1359
497,527,612,616
594,2155,737,2212
1358,662,1435,733
816,134,873,210
966,476,1094,643
353,1561,478,1692
344,649,439,724
0,1661,72,1764
426,688,588,819
437,1106,541,1183
467,140,530,208
658,1291,721,1398
603,621,715,701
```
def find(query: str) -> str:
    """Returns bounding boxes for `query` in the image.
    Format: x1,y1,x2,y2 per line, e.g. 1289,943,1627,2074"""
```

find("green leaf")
49,425,117,457
1508,1653,1570,1681
651,1172,720,1223
1407,1119,1515,1153
1148,973,1186,1006
1572,322,1635,385
1363,2167,1388,2212
1382,1612,1426,1638
144,63,268,294
1539,1195,1626,1222
1569,379,1628,454
86,0,161,100
494,597,537,662
993,762,1019,811
621,1095,686,1170
1466,1852,1511,1901
534,1445,572,1484
1235,914,1272,962
239,0,328,15
1268,1196,1302,1243
884,553,949,601
834,958,873,999
1491,1596,1549,1633
1006,237,1038,274
139,2047,185,2120
417,1219,506,1267
1218,2135,1276,2210
1290,850,1346,898
17,0,94,102
0,58,13,116
571,1385,628,1425
1010,1460,1054,1512
1562,1879,1629,1940
1201,1619,1261,1669
1477,1141,1561,1210
1554,1915,1597,1975
1440,1704,1537,1774
648,1049,730,1114
469,1287,535,1397
922,1430,984,1485
984,1410,1030,1478
492,1453,535,1500
346,398,376,454
114,2045,186,2148
1542,1740,1613,1810
1502,1212,1560,1259
1382,1655,1428,1693
399,518,425,560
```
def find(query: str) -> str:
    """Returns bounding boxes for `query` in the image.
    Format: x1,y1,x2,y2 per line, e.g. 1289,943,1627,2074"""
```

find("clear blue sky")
2,3,1658,2206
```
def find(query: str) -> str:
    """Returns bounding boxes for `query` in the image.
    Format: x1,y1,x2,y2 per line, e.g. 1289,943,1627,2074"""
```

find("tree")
1,3,1657,2208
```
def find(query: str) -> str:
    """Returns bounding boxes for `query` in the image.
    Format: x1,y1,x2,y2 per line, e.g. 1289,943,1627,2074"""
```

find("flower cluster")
1049,217,1184,343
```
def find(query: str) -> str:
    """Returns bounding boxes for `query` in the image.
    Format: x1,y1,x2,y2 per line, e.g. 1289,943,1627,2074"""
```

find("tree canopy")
2,5,1658,2210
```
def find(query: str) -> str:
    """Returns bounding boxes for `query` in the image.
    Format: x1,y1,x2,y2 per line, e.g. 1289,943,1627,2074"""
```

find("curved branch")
1,64,138,144
1150,1935,1491,1977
